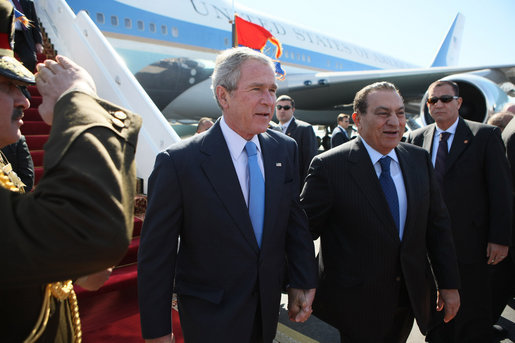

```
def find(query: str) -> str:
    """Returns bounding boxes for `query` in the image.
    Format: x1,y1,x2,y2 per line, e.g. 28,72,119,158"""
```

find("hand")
287,288,316,322
487,242,509,265
436,289,460,323
35,43,44,54
145,333,174,343
35,55,96,125
75,267,113,291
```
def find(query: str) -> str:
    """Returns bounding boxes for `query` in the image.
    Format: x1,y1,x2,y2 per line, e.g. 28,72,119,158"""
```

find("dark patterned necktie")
379,156,399,231
434,132,451,188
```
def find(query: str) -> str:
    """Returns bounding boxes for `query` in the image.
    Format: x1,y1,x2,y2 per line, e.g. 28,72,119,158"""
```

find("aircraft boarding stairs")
21,10,184,342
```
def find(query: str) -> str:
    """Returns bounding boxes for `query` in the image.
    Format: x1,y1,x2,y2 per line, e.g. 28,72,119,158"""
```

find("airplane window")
302,54,306,62
96,13,104,24
171,27,179,38
161,25,167,35
137,20,144,31
125,18,132,29
111,16,118,26
284,51,289,58
149,23,156,33
224,38,230,47
307,56,311,63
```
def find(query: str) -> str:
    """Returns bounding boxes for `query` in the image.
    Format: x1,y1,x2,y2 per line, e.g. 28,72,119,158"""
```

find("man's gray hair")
211,47,275,108
353,81,403,114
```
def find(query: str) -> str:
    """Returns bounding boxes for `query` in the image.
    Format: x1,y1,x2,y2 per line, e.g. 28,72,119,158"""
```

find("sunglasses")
276,105,291,110
427,95,459,105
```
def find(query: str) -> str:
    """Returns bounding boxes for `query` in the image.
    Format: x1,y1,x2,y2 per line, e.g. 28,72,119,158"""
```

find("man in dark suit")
301,81,461,342
138,47,318,343
330,113,351,148
275,94,318,189
490,114,515,330
1,135,34,190
1,3,141,339
406,80,512,342
11,0,44,72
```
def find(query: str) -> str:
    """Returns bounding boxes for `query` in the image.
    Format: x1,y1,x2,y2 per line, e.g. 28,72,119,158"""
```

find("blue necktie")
379,156,400,231
245,141,265,247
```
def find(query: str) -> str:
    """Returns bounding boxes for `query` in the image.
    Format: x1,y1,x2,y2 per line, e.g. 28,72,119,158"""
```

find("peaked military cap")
0,0,35,84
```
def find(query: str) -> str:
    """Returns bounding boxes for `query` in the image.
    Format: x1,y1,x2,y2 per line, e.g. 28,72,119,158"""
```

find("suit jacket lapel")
348,138,400,242
423,125,435,153
285,118,297,137
446,117,472,172
200,123,260,253
395,144,416,242
259,132,284,249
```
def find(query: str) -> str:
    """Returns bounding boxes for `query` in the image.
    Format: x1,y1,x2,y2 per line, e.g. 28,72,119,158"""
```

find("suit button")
395,276,401,282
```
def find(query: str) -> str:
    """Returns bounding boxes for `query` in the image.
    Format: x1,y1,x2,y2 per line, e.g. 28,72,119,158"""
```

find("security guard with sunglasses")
275,94,318,191
406,80,512,342
0,1,142,341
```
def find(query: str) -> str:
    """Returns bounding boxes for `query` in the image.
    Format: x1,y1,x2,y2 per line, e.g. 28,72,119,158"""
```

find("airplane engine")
135,57,214,112
420,73,510,126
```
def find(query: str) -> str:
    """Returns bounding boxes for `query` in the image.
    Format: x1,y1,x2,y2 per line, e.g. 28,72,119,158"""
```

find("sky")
234,0,514,68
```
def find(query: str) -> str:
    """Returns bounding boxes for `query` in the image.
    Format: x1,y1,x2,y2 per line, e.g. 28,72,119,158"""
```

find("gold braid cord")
0,155,81,342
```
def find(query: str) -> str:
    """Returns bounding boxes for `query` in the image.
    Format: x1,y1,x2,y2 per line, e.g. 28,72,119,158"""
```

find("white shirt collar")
360,137,399,166
435,116,459,136
220,116,262,160
280,116,294,131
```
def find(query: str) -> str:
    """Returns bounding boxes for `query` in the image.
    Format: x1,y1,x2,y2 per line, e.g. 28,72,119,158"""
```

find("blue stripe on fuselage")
67,0,381,73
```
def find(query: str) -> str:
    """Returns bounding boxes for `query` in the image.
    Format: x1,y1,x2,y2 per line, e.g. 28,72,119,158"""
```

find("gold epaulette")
0,152,25,193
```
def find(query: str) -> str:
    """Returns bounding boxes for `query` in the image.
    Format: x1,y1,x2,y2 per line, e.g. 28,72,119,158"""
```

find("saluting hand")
35,55,96,125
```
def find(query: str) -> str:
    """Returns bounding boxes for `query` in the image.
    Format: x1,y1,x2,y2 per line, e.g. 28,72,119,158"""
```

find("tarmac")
274,239,515,343
275,297,515,342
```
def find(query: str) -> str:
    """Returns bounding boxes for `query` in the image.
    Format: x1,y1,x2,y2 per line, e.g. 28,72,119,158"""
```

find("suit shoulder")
407,125,433,138
294,119,314,129
398,141,429,155
266,128,297,144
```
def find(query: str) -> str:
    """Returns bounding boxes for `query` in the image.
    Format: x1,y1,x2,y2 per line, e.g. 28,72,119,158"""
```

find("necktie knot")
440,132,451,142
379,156,391,174
245,141,258,157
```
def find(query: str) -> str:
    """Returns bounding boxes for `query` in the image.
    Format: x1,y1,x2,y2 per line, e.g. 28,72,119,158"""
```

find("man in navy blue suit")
138,47,318,343
330,113,351,148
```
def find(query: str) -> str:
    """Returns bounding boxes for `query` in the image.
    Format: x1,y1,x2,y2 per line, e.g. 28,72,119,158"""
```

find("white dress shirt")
361,138,408,240
220,116,265,206
280,117,293,133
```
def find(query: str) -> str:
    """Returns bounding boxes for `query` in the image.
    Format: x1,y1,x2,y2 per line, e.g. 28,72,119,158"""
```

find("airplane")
63,0,514,129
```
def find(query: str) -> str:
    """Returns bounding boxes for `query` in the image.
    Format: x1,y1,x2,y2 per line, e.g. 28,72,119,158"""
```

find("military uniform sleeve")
1,91,142,287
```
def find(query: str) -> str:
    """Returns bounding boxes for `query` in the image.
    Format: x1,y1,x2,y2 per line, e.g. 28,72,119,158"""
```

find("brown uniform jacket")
0,91,141,342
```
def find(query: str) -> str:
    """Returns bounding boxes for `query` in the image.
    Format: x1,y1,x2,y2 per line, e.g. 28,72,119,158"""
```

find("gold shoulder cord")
0,154,82,343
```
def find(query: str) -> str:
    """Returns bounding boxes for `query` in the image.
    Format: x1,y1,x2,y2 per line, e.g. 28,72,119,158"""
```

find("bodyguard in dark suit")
406,80,512,342
490,115,515,327
12,0,44,72
330,113,351,148
301,82,460,343
138,47,317,343
275,94,318,190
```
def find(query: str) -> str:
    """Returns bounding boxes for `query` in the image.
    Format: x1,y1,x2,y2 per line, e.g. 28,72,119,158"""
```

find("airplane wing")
280,64,515,109
279,64,515,126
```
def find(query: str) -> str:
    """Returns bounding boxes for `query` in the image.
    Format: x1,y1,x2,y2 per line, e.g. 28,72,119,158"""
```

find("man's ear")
216,85,229,109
